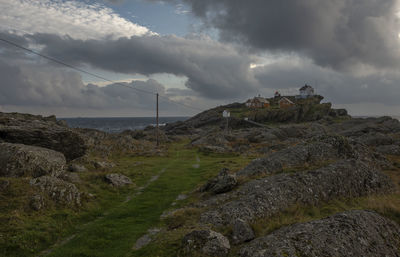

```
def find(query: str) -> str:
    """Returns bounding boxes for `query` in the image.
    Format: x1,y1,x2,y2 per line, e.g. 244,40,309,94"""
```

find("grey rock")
30,194,45,211
201,160,393,226
331,116,400,137
133,228,161,250
356,132,394,146
105,173,133,187
199,145,231,154
68,164,87,173
0,143,66,178
232,219,255,245
30,176,81,206
376,144,400,155
237,157,283,177
182,230,230,257
133,234,152,250
94,161,115,170
201,168,237,194
0,179,10,191
0,112,87,161
59,172,81,184
237,134,387,177
239,210,400,257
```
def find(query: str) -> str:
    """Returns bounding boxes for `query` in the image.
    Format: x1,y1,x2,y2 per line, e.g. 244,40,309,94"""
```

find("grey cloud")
159,0,400,70
30,33,258,99
0,58,183,112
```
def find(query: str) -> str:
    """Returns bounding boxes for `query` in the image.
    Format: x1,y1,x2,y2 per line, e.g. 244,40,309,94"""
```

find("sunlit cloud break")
0,0,152,40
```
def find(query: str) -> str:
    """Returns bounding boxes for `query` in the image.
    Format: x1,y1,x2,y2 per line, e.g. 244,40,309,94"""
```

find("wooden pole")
156,93,159,147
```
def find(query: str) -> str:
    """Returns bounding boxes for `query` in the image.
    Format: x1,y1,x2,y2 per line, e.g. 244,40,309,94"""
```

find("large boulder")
239,210,400,257
30,176,81,206
182,230,230,257
0,143,66,178
0,112,87,161
201,160,393,226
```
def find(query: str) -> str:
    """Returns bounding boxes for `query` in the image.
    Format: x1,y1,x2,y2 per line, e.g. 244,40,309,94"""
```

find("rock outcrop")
0,143,66,178
30,176,81,206
239,210,400,257
0,112,87,160
181,230,230,257
201,160,393,226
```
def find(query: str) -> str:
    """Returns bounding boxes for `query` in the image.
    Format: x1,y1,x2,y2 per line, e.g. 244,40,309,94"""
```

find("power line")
0,37,155,96
0,36,204,112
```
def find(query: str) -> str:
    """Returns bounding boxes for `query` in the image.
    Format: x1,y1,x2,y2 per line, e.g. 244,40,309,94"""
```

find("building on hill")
298,84,315,98
279,97,295,108
246,96,270,108
274,91,281,98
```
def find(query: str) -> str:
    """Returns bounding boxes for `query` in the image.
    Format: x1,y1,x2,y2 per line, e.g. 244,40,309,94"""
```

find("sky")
1,0,400,117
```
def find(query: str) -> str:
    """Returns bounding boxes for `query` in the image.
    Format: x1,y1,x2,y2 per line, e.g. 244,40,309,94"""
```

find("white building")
299,84,315,98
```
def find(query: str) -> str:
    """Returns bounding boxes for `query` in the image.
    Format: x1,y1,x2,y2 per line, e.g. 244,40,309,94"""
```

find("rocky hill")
1,106,400,257
163,95,349,135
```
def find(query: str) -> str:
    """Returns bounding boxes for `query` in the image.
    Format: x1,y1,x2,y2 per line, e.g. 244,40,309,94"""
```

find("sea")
60,115,400,134
60,117,189,133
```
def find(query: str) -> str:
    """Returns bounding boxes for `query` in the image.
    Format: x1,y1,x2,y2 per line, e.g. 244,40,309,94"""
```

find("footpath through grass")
46,143,250,257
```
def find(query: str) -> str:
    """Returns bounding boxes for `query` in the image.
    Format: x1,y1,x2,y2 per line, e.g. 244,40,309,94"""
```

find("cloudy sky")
1,0,400,117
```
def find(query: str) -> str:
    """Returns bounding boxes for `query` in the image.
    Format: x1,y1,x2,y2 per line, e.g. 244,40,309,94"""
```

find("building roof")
300,84,313,91
279,97,294,104
247,96,269,103
254,97,269,103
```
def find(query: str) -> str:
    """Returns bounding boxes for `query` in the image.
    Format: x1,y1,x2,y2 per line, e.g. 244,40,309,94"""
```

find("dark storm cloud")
30,33,258,99
157,0,400,70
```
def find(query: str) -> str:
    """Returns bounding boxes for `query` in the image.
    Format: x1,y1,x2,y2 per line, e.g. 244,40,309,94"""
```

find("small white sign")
222,110,230,118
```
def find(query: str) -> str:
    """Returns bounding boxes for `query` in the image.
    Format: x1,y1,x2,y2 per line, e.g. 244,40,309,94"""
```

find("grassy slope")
37,142,252,257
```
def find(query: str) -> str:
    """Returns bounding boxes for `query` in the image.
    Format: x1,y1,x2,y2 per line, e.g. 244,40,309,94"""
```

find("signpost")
223,110,230,134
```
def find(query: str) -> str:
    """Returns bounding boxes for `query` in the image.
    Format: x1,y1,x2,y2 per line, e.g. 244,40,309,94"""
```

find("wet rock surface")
201,160,393,226
239,210,400,257
182,230,230,257
30,176,81,206
0,143,66,178
105,173,133,187
0,112,87,161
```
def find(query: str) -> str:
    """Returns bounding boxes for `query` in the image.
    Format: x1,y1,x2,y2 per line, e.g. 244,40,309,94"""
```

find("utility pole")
156,93,159,147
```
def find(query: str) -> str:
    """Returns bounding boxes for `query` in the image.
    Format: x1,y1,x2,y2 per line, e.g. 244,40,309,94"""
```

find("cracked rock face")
239,210,400,257
182,230,230,257
30,176,81,206
201,160,393,226
0,143,66,178
0,112,87,161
